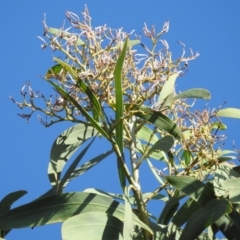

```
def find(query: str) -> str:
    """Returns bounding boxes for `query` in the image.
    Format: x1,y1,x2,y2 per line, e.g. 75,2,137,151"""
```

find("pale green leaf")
0,192,153,235
136,125,159,145
174,88,211,100
222,178,240,203
123,187,133,240
159,73,178,103
48,123,96,187
217,108,240,119
62,212,124,240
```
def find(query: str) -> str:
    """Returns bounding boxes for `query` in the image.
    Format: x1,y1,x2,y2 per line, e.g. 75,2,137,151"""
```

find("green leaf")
48,28,84,45
0,191,27,214
174,88,211,100
172,198,201,227
181,150,192,166
134,105,183,140
48,81,109,139
48,123,96,187
222,178,240,203
165,176,214,205
159,73,178,103
179,199,231,240
136,125,159,145
217,108,240,119
158,196,182,225
0,192,153,234
211,121,227,130
123,187,134,240
62,149,114,188
147,136,175,157
114,38,128,189
62,212,124,240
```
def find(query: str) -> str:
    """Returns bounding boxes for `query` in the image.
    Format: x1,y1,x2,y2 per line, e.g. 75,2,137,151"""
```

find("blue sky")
1,1,240,239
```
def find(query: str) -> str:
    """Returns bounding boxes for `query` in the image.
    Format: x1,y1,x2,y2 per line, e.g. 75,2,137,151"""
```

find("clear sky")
1,1,240,239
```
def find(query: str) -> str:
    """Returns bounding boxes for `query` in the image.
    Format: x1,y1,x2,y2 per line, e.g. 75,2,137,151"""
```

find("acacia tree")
2,6,240,240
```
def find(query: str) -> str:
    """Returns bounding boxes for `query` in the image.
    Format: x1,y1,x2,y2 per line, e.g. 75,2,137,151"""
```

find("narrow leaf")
222,178,240,203
179,199,231,240
217,108,240,119
47,81,109,139
114,38,128,189
123,187,133,240
53,58,103,120
136,125,159,145
174,88,211,100
62,212,124,240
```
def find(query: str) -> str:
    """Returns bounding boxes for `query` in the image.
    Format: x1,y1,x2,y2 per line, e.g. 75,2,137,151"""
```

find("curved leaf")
179,199,231,240
217,108,240,119
135,105,183,140
159,73,178,103
222,178,240,203
62,212,124,240
0,191,27,214
174,88,211,100
48,123,97,186
0,192,153,235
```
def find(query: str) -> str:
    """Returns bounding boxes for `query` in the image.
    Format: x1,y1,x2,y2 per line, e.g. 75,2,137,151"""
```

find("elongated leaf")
62,212,124,240
165,176,214,204
48,123,96,187
114,39,128,189
45,64,67,80
172,198,201,227
174,88,211,100
147,136,175,157
158,196,182,225
47,81,109,139
62,149,114,188
0,191,27,214
58,138,95,190
159,73,178,103
134,105,183,140
217,108,240,119
179,199,231,240
0,192,153,234
53,58,103,120
48,27,84,45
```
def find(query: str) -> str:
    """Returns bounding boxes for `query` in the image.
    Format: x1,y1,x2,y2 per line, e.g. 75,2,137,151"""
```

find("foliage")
5,5,240,240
